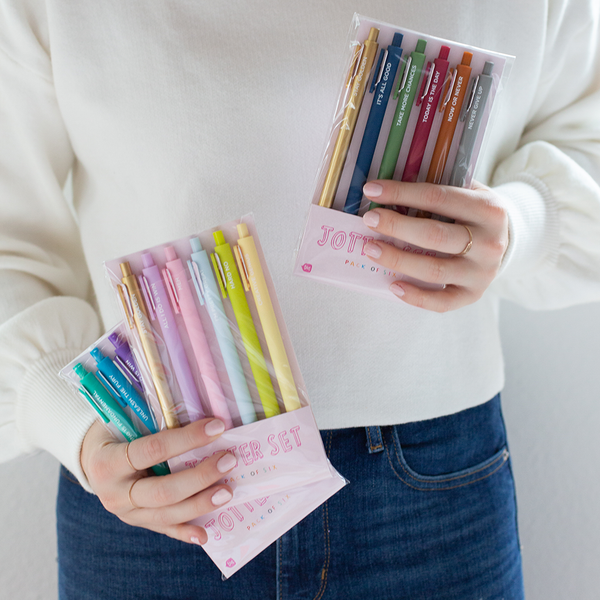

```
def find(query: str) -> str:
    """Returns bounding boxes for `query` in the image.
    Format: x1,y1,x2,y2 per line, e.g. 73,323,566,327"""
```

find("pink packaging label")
195,473,346,577
294,205,441,299
168,406,336,505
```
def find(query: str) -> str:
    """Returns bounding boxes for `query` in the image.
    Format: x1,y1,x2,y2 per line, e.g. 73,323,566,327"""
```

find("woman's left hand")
361,179,509,312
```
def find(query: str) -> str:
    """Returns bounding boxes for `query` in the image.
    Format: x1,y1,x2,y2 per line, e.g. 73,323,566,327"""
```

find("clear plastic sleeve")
294,13,515,299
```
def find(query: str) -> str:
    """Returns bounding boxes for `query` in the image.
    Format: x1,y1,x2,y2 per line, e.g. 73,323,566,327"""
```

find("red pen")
401,45,451,183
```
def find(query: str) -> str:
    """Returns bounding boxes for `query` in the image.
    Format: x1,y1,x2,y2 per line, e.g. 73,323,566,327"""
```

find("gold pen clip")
233,245,251,292
211,253,228,299
345,42,364,88
162,268,181,314
440,68,457,111
118,284,135,330
140,276,156,321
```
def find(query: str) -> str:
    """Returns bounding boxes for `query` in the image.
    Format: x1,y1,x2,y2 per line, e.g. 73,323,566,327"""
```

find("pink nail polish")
362,210,380,228
390,283,405,297
217,453,237,473
363,182,383,198
364,242,382,258
191,536,203,546
204,419,225,437
211,488,233,506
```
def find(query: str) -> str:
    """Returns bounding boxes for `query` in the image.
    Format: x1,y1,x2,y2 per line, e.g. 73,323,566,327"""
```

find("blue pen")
343,32,404,215
90,347,159,434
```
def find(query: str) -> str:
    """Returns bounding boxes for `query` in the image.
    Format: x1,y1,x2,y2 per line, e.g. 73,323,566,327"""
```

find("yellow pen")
119,261,180,429
234,224,302,413
318,27,380,209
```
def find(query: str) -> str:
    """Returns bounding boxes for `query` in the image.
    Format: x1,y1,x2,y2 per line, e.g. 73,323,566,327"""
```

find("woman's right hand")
80,418,236,546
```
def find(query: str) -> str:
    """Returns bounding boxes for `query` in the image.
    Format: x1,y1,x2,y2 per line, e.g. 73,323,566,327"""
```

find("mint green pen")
74,363,169,476
211,230,280,418
370,39,427,209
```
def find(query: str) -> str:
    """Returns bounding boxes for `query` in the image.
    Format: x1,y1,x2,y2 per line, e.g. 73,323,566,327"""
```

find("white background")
1,299,599,599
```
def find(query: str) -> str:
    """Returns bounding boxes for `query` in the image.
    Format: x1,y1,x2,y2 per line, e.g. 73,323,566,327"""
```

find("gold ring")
125,442,137,472
128,478,142,509
456,225,473,256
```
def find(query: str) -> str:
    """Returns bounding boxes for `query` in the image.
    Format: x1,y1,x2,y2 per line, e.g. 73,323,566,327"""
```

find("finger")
363,240,469,286
131,483,234,529
389,280,477,313
363,180,492,222
150,523,209,546
363,208,474,255
130,451,237,508
124,418,226,476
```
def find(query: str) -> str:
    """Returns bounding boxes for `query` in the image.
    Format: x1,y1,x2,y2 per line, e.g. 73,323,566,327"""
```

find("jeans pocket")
384,395,511,491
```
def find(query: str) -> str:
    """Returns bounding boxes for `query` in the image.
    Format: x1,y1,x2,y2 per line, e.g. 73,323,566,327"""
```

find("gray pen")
448,61,494,188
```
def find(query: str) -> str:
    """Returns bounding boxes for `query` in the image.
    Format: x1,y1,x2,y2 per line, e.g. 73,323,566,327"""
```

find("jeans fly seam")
385,436,509,491
312,431,332,600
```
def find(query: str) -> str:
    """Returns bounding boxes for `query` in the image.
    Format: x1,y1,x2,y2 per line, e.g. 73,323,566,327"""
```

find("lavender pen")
108,332,144,392
141,252,205,422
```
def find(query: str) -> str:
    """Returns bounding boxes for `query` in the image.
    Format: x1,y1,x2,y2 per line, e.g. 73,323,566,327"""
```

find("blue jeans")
57,394,524,599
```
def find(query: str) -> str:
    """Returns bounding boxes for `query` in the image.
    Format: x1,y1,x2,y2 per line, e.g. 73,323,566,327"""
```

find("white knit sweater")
1,0,599,491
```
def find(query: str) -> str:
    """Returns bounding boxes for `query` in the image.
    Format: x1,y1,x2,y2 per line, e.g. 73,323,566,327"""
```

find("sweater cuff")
494,175,560,281
17,348,97,493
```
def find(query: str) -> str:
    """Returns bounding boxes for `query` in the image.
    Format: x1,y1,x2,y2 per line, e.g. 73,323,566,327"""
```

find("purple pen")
108,332,144,392
141,252,205,422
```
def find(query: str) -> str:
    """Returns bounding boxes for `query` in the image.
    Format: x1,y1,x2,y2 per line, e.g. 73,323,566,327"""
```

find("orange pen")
416,51,473,218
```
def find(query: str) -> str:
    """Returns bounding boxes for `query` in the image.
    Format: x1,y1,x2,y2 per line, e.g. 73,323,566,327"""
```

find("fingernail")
362,210,380,228
191,536,203,546
211,488,233,506
204,419,225,437
390,283,405,297
363,182,383,198
217,453,237,473
364,242,382,258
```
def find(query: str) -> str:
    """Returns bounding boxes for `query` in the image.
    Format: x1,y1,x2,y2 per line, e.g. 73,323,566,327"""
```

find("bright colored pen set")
316,23,502,216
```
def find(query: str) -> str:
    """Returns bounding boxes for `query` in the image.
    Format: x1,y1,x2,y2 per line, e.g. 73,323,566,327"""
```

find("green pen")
74,363,170,476
370,39,428,209
211,230,280,419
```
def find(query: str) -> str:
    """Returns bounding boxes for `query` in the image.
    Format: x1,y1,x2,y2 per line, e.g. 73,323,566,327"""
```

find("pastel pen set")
314,25,499,214
104,220,304,436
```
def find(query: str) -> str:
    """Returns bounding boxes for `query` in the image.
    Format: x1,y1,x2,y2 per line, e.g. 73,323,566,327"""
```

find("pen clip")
233,245,251,292
461,75,479,121
370,49,388,93
211,253,228,299
78,387,110,423
96,369,127,408
117,284,135,330
187,260,206,306
112,357,136,387
139,275,156,321
440,68,456,111
345,42,364,88
393,55,411,100
162,268,180,314
417,62,434,106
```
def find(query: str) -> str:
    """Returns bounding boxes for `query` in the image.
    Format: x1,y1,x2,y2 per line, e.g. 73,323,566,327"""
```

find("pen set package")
62,215,345,576
294,14,514,299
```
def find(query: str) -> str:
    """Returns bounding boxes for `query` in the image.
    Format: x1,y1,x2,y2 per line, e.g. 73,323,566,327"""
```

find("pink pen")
163,246,233,429
401,45,451,183
141,252,205,423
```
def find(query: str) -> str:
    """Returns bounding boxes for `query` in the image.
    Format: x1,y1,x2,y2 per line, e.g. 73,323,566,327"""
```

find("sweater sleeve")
489,1,600,309
0,1,100,490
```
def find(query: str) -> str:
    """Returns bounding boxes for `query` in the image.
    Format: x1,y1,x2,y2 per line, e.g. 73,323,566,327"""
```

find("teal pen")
74,363,170,476
188,236,257,425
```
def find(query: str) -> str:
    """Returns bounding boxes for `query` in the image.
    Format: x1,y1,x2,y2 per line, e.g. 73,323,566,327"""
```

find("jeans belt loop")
365,425,384,454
